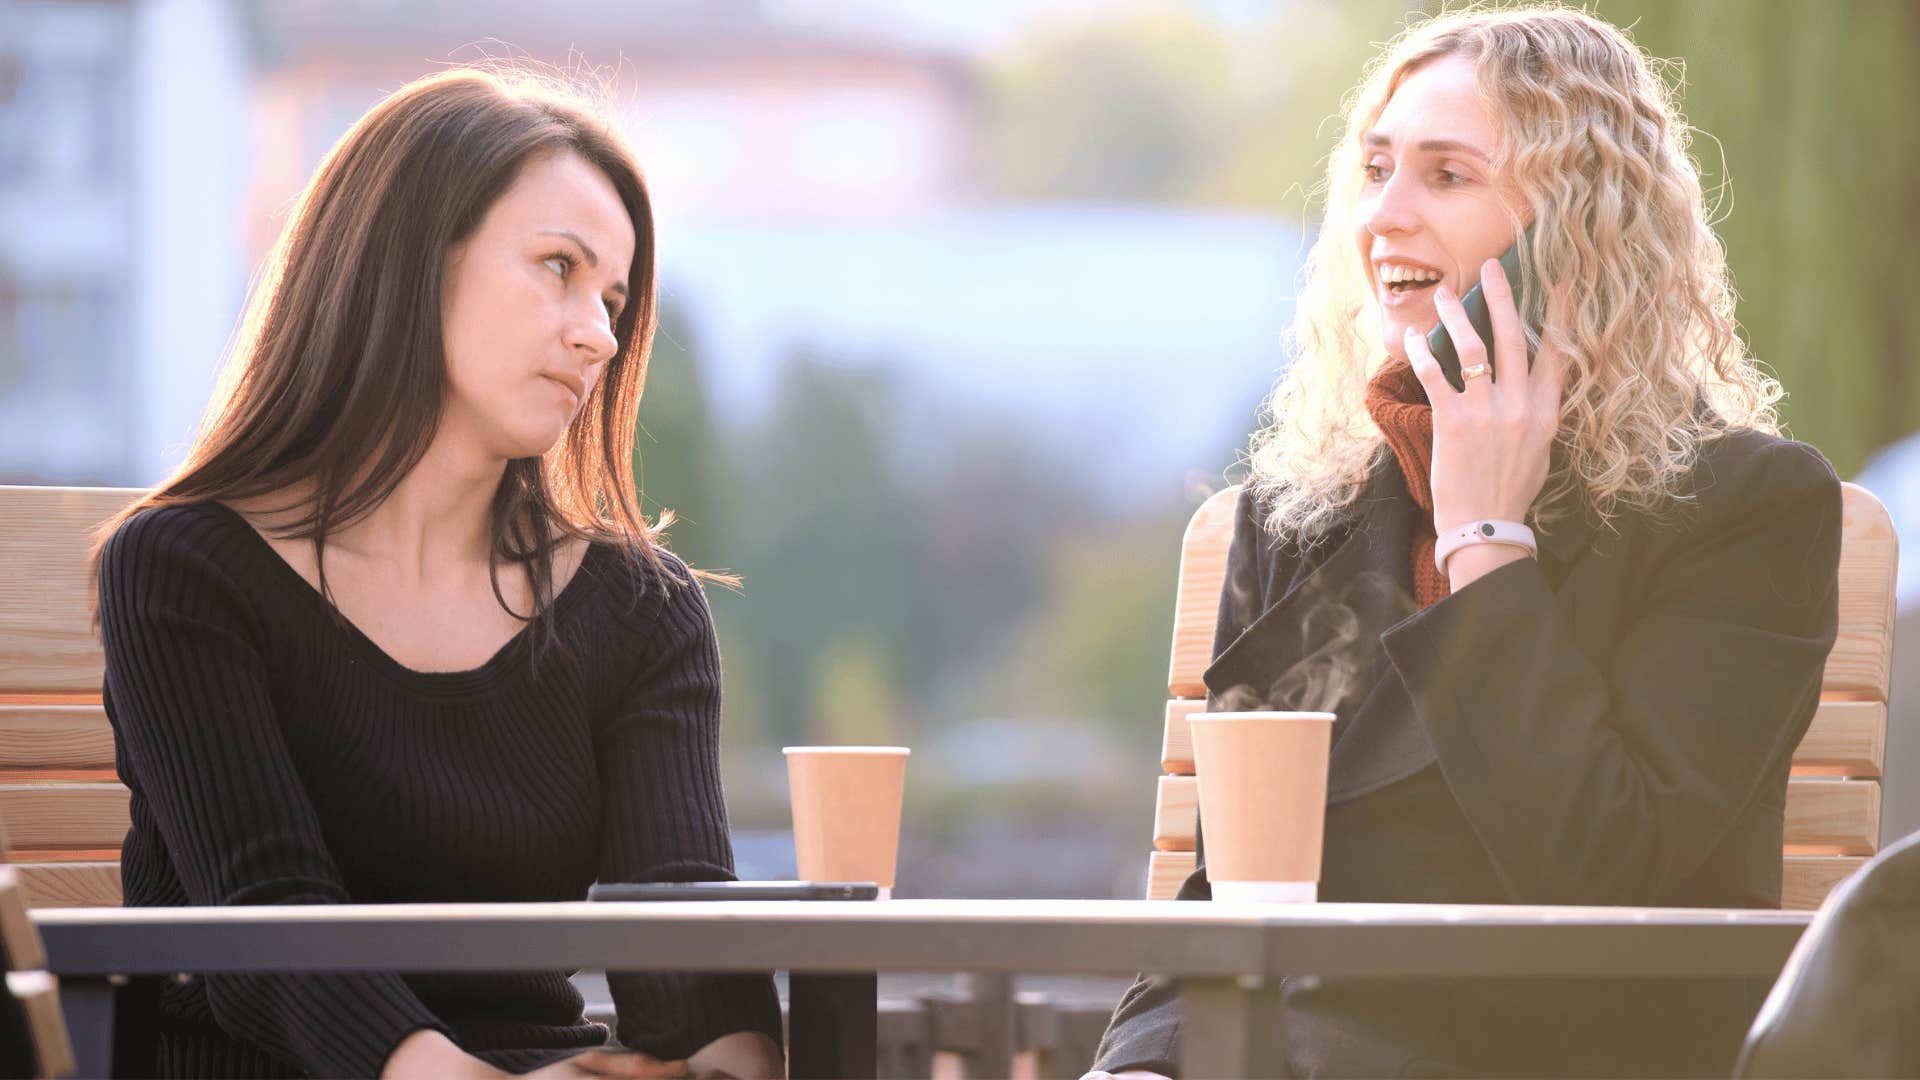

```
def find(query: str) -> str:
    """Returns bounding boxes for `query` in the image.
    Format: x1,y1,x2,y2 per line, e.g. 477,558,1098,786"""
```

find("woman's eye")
1363,163,1388,183
1436,168,1470,186
543,254,574,277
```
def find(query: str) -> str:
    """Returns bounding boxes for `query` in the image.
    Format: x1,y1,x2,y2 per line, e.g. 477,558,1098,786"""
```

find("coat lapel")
1202,457,1439,802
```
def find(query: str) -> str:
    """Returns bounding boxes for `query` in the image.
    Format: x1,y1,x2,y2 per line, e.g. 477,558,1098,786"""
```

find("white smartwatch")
1434,519,1537,575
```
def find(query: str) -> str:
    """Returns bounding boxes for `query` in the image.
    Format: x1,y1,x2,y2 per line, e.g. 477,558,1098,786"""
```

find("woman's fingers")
1430,283,1493,398
1478,255,1530,392
563,1050,691,1078
1402,325,1456,406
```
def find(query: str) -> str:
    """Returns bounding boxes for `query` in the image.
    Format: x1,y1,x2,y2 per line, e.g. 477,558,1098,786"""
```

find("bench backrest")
1145,482,1898,911
0,487,143,908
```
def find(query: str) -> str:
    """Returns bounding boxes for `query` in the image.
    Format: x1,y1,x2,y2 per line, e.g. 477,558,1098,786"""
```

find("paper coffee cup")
783,746,909,897
1189,711,1333,903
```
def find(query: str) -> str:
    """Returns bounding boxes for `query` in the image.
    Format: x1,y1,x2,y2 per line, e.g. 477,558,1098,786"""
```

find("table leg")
788,972,876,1079
1178,975,1287,1080
57,976,115,1079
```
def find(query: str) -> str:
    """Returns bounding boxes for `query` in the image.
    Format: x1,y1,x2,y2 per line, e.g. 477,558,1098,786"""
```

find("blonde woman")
1092,6,1841,1078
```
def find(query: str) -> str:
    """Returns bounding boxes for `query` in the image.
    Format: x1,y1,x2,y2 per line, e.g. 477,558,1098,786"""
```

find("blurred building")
1,0,1298,500
1,0,983,484
0,0,247,484
243,0,981,235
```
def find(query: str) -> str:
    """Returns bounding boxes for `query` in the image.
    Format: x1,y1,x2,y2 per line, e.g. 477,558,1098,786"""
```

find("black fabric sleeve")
598,556,784,1061
1379,441,1843,905
97,509,449,1078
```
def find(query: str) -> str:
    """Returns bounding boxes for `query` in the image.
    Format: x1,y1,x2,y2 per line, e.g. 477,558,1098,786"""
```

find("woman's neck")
325,432,508,582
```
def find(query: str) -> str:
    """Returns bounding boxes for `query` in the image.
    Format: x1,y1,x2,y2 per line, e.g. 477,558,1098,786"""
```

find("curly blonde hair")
1248,3,1782,544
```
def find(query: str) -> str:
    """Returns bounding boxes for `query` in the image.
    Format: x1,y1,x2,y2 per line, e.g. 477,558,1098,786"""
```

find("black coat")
1093,426,1843,1078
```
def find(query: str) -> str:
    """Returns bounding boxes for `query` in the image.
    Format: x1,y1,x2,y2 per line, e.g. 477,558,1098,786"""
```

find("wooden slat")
0,783,130,851
0,771,116,785
1146,850,1197,901
1151,775,1198,853
0,486,143,697
1167,486,1240,698
6,969,76,1078
1151,774,1880,857
0,867,45,969
6,850,119,864
0,707,114,771
1781,854,1867,912
1783,778,1880,855
1822,483,1897,699
1792,699,1886,777
14,863,120,909
1160,699,1204,775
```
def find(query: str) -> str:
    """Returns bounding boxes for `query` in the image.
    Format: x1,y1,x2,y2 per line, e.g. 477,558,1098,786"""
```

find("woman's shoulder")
573,538,706,625
1684,427,1839,510
97,501,278,628
101,500,259,580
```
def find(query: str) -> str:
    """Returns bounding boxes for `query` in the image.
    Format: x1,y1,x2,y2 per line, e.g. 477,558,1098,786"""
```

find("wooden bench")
1,486,143,909
2,818,76,1076
1145,482,1898,911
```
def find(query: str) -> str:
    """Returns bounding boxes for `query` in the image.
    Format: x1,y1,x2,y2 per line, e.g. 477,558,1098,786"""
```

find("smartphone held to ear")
1424,234,1538,392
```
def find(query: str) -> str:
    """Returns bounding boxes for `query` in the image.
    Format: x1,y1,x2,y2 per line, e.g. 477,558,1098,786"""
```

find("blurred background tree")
1590,0,1920,473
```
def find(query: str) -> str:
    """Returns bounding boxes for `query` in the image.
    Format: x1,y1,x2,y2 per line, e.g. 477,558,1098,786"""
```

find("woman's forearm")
381,1029,502,1080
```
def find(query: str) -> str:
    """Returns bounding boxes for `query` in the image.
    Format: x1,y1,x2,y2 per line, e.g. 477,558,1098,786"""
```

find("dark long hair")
93,67,681,639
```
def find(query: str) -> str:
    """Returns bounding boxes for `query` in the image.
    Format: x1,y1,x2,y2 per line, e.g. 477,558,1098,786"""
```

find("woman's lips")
543,374,583,408
1378,277,1443,311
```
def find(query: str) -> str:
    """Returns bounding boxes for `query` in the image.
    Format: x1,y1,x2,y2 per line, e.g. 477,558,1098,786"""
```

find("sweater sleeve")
597,555,783,1061
1379,440,1843,904
97,509,449,1079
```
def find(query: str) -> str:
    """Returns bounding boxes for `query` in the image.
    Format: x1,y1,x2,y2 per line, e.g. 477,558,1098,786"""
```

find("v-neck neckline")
203,500,599,697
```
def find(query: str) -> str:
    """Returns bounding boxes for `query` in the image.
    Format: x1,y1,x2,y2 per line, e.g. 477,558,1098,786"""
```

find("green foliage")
633,302,727,571
1586,0,1920,472
706,356,925,747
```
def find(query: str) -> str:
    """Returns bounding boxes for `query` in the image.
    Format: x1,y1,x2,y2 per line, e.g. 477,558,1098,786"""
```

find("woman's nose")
568,308,618,365
1361,172,1420,237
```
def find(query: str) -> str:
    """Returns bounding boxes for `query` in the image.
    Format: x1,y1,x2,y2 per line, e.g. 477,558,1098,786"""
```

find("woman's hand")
685,1030,785,1079
1404,256,1568,588
383,1032,686,1080
521,1049,692,1078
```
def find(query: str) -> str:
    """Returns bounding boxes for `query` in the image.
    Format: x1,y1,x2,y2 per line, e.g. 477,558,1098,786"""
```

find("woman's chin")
490,427,568,463
1379,324,1411,362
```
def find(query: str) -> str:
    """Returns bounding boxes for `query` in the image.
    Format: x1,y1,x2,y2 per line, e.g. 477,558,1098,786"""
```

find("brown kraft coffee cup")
783,746,910,898
1188,711,1333,903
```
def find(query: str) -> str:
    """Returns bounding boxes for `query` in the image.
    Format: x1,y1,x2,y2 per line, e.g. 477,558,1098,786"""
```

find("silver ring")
1460,363,1492,382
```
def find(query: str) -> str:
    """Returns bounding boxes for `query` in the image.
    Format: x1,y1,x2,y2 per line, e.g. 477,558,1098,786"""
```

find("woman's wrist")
1444,540,1533,591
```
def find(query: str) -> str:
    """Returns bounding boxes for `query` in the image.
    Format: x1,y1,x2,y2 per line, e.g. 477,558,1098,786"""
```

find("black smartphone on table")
1424,230,1540,392
587,880,881,902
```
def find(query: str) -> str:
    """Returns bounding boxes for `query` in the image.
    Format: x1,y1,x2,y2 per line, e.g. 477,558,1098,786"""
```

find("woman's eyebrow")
539,230,628,297
539,230,599,266
1362,132,1492,162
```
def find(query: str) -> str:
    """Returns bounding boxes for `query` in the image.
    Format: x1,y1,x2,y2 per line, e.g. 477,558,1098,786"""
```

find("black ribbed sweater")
96,503,782,1079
